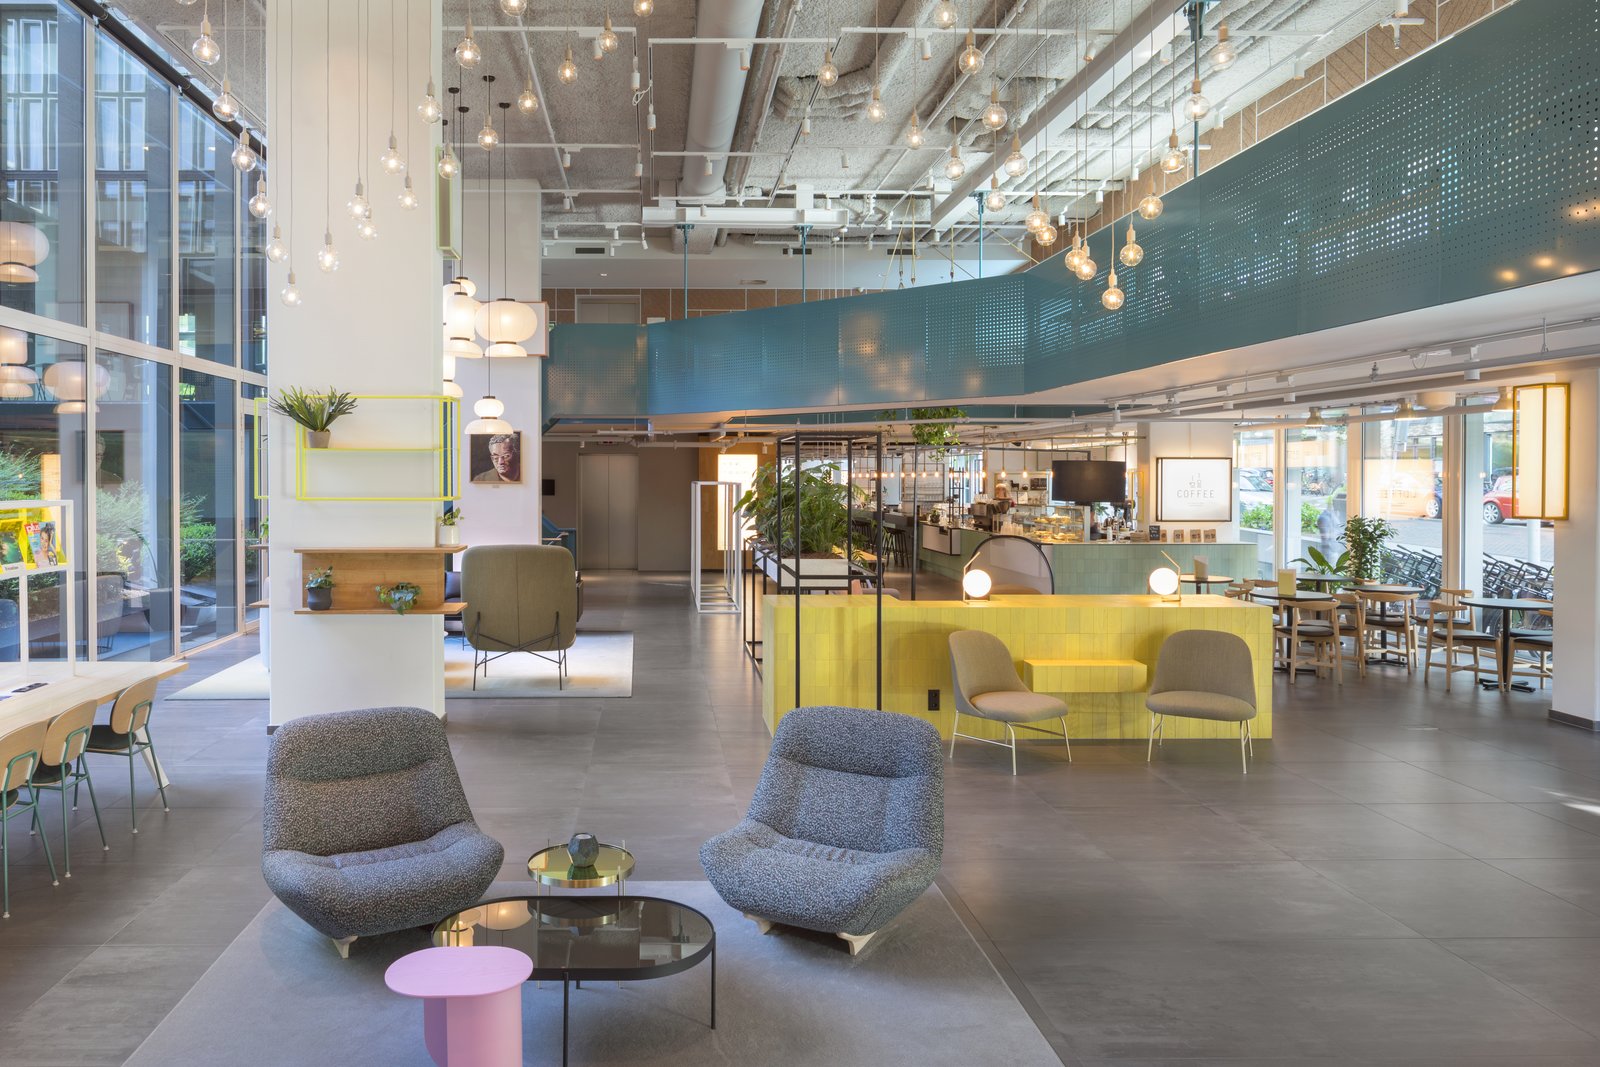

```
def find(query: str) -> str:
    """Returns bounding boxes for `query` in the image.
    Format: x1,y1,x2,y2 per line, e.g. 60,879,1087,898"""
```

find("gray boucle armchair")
262,707,503,957
700,705,944,955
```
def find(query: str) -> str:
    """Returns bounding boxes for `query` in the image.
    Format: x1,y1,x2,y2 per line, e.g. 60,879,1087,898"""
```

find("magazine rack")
0,499,76,668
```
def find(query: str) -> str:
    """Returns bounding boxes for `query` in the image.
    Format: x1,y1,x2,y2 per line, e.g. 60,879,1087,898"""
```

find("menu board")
1156,457,1233,522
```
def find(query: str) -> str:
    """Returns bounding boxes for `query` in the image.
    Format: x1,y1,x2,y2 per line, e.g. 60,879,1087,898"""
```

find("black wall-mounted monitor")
1052,460,1127,503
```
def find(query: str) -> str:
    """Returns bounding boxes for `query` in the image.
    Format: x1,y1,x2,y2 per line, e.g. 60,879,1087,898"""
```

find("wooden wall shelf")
294,545,466,615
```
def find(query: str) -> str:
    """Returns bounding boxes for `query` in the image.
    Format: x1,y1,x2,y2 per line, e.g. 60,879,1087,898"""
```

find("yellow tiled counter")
761,594,1273,744
1023,659,1148,694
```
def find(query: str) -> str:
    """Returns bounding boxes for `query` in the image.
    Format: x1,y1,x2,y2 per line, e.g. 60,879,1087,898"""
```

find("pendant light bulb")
212,78,240,123
981,85,1008,130
1183,78,1211,121
1137,192,1164,219
818,48,839,88
958,30,984,75
943,143,966,180
265,224,288,263
1035,222,1058,247
1075,253,1097,281
498,0,528,15
933,0,958,28
279,270,302,307
985,178,1005,213
598,15,619,54
1064,231,1085,269
398,176,419,210
191,15,220,66
346,181,371,221
1003,132,1026,177
418,80,443,123
517,80,540,114
906,114,925,149
866,84,886,123
357,217,378,241
1160,130,1186,174
316,231,340,273
437,146,460,180
1102,269,1125,310
1024,196,1047,234
1119,224,1143,266
1212,24,1236,70
558,44,579,84
380,133,406,175
633,0,654,15
477,115,499,151
247,178,272,219
230,131,258,173
455,17,482,69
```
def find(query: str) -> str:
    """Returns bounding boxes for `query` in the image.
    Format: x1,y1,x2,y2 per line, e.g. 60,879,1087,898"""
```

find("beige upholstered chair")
462,544,579,689
948,630,1070,775
1146,630,1259,773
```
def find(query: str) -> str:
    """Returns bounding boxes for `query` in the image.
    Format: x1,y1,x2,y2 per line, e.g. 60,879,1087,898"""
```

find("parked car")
1483,476,1512,524
1237,468,1273,512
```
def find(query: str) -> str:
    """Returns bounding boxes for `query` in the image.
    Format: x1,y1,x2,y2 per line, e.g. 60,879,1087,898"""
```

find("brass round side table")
527,843,635,897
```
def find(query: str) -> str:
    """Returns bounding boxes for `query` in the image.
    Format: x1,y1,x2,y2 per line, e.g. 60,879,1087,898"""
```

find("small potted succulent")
268,386,359,448
376,581,422,615
438,508,464,547
305,567,334,611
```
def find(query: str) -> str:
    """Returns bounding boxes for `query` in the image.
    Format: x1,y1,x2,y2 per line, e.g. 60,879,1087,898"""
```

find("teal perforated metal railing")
544,0,1600,420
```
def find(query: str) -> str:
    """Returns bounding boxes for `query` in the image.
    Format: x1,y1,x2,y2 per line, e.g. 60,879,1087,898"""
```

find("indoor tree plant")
736,461,868,590
1341,515,1397,582
268,387,359,448
438,508,464,547
305,567,334,611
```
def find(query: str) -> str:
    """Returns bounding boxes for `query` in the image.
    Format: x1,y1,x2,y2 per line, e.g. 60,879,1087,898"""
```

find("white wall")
454,178,543,546
1553,369,1598,728
1138,422,1241,542
264,0,444,725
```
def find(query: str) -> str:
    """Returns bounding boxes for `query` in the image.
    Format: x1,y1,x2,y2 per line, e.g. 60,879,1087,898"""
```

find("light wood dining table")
0,660,190,786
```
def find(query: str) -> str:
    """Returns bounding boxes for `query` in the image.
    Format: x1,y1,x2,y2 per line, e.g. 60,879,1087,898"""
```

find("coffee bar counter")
761,593,1274,742
919,525,1257,595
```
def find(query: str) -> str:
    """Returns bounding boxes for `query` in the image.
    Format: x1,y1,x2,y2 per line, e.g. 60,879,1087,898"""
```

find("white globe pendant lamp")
475,298,538,358
443,280,483,358
465,394,511,436
42,359,109,414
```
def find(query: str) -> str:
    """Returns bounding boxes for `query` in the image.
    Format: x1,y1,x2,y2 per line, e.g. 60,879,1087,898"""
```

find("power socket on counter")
928,689,940,711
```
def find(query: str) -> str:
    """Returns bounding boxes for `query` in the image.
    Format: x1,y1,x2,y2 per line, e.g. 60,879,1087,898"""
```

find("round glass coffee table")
527,843,635,896
433,895,716,1067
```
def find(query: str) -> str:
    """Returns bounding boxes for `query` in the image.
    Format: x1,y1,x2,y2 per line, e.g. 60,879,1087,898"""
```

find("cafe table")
0,660,190,786
1180,574,1234,592
1460,597,1549,693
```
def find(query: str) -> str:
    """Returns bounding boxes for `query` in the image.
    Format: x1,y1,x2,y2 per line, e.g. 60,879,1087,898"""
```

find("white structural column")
264,0,446,725
456,178,542,545
1552,369,1599,729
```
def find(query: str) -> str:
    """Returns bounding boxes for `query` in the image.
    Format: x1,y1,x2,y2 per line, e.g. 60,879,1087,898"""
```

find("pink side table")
385,945,532,1067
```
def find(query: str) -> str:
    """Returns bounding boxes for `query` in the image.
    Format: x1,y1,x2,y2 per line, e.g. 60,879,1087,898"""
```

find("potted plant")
1341,515,1396,583
735,461,867,591
268,387,359,448
305,567,334,611
376,581,422,615
438,509,464,547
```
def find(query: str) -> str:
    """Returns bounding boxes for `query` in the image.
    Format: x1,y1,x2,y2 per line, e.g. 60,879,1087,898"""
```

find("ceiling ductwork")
677,0,768,252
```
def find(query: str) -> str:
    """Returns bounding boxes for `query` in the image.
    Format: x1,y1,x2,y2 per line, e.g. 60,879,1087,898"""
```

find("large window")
179,368,235,649
97,351,174,660
241,164,266,374
1234,428,1275,578
94,31,171,348
242,382,264,622
1462,410,1553,600
1283,424,1348,570
0,2,87,325
1363,415,1446,594
178,101,234,365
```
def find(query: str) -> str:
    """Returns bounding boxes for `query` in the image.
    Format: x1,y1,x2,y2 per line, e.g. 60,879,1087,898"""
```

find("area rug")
125,880,1062,1067
168,633,633,701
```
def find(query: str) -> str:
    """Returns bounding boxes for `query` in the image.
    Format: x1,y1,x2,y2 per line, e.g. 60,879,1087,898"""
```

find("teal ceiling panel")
546,0,1599,420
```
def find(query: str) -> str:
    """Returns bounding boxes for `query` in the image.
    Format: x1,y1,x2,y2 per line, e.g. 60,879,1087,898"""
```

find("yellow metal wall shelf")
254,394,460,502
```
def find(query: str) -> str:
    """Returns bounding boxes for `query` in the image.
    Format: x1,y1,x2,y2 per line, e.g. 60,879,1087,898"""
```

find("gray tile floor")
5,571,1600,1065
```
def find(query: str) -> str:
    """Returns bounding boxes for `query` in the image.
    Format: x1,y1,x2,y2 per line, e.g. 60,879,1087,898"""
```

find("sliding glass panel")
0,331,88,660
1282,424,1348,571
98,351,174,660
0,2,87,327
1234,428,1275,578
177,100,234,365
179,367,235,649
1361,415,1445,595
93,30,172,348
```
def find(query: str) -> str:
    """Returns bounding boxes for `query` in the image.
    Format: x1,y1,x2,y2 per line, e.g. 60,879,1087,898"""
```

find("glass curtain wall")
93,30,171,347
1462,410,1553,600
1362,415,1446,594
178,367,234,649
1234,428,1275,578
242,381,263,622
241,165,266,373
177,100,233,365
1,2,86,325
1283,424,1349,570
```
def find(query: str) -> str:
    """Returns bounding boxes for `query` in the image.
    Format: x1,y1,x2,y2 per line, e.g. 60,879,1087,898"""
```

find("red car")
1483,476,1513,524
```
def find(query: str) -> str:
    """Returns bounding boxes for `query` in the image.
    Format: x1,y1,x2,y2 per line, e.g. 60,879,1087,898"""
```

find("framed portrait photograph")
469,431,522,484
1156,457,1234,522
